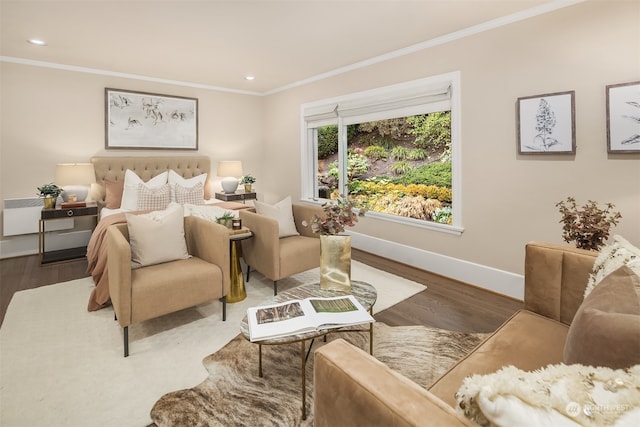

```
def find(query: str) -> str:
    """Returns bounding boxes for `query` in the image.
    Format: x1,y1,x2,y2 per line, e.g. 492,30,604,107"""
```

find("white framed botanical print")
517,91,576,154
606,81,640,153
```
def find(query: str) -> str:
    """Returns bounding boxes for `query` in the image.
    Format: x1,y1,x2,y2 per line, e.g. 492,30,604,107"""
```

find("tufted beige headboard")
90,156,212,204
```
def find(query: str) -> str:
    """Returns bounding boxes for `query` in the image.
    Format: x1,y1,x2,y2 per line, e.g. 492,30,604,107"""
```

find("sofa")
314,241,640,426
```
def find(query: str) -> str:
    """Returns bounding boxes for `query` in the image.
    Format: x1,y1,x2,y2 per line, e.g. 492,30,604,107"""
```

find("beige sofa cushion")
254,196,300,238
564,265,640,369
428,310,568,408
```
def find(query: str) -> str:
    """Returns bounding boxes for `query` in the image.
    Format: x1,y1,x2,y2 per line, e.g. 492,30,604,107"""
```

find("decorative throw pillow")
175,182,205,205
168,169,207,203
253,196,299,238
563,265,640,369
104,179,124,209
136,183,171,211
120,169,168,211
456,364,640,427
585,235,640,298
126,203,190,269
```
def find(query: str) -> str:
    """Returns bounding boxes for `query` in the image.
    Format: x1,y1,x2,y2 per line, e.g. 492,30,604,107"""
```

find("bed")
86,156,251,311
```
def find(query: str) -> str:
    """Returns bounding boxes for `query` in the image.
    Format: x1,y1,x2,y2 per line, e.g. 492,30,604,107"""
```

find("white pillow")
120,169,168,211
253,196,299,238
585,235,640,297
126,203,190,269
168,169,207,202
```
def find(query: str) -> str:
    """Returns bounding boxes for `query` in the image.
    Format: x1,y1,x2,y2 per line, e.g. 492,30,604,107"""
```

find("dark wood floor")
0,250,523,331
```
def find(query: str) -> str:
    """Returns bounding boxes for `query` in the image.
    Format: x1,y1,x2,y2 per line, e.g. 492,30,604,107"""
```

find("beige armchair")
239,203,323,295
107,216,230,357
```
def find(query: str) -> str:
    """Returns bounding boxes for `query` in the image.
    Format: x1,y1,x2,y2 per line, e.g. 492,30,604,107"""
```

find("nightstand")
39,202,99,265
215,191,257,203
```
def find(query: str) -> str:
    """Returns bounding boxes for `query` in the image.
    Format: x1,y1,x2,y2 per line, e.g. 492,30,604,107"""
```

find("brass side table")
227,229,254,303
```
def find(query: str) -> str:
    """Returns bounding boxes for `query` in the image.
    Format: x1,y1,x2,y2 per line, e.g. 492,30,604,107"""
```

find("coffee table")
240,280,377,420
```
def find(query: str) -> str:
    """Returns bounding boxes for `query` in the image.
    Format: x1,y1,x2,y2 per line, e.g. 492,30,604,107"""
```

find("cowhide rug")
150,323,487,426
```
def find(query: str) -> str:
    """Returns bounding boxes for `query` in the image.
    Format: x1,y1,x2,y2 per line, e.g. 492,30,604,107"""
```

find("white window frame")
301,71,463,235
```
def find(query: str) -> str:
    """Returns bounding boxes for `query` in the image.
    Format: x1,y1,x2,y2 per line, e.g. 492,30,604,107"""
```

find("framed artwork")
105,88,198,150
516,91,575,154
606,81,640,153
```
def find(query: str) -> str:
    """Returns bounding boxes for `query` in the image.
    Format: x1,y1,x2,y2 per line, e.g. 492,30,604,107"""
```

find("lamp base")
221,177,239,194
61,185,89,202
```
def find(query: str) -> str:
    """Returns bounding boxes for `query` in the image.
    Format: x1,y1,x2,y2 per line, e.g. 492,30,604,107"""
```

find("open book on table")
247,295,375,342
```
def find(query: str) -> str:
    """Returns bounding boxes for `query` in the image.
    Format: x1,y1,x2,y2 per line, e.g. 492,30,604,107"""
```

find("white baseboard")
348,231,524,300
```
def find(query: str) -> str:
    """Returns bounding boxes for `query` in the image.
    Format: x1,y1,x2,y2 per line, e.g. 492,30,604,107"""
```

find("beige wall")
0,63,264,245
1,1,638,278
261,0,640,275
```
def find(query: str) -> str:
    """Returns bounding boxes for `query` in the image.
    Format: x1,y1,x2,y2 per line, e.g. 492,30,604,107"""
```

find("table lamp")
217,161,243,194
55,163,96,202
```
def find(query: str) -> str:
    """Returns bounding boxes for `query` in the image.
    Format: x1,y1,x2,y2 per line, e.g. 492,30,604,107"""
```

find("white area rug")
0,261,424,427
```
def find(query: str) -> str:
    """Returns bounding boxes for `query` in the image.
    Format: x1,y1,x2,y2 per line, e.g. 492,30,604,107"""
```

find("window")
301,72,462,234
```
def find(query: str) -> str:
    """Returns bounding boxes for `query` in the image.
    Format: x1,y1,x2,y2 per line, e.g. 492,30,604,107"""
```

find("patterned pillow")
168,169,207,202
175,182,205,205
585,235,640,298
136,183,171,211
120,169,168,211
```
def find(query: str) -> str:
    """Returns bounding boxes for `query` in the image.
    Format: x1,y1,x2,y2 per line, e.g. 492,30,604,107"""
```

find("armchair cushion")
254,196,299,238
126,203,190,269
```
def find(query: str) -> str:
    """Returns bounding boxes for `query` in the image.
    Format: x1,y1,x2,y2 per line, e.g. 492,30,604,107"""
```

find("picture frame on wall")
105,88,198,150
606,81,640,154
516,91,575,154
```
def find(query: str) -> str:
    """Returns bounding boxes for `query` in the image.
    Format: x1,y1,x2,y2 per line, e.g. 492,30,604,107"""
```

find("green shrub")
407,148,427,161
392,161,451,188
318,125,338,158
364,145,388,161
407,111,451,151
391,161,412,175
391,146,409,160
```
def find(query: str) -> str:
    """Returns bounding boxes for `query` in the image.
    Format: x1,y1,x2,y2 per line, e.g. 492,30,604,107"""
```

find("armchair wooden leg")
220,295,227,321
123,326,129,358
273,281,278,296
245,264,251,282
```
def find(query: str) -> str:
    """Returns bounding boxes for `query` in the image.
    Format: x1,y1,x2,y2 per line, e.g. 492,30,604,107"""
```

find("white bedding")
99,199,229,220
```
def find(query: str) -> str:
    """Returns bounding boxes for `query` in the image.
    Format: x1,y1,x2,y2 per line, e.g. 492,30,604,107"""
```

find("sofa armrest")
524,242,597,325
184,216,231,296
314,339,476,427
106,224,133,327
239,209,280,280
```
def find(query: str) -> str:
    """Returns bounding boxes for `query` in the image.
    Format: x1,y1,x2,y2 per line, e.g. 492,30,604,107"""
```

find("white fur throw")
455,364,640,427
585,235,640,298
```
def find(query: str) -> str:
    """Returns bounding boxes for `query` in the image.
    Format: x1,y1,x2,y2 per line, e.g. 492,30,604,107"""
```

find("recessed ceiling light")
244,75,255,81
27,39,47,46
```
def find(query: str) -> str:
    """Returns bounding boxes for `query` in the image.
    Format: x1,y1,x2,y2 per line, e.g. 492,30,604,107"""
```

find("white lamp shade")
217,161,243,178
55,163,95,201
217,161,243,194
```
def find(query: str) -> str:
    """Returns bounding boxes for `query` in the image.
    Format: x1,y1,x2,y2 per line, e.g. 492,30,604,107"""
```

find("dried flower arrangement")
556,197,622,251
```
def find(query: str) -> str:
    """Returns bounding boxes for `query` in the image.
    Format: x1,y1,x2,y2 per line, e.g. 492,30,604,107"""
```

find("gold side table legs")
227,240,247,303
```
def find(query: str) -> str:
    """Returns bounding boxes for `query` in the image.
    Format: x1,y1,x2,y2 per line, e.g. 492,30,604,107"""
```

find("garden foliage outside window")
301,72,462,233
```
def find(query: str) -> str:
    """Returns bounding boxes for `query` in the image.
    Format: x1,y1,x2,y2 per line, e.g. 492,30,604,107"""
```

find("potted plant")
240,174,256,192
215,211,236,228
308,194,365,291
556,197,622,251
37,183,64,209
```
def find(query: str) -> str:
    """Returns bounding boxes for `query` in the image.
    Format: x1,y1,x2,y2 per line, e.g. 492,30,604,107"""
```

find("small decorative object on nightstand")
240,174,256,193
37,183,64,209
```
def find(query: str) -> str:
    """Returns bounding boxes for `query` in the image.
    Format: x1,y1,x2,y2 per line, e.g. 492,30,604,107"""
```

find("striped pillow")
136,183,171,211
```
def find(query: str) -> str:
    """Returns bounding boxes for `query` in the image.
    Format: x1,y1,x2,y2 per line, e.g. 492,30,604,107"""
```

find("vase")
244,183,252,192
319,235,351,291
43,197,56,209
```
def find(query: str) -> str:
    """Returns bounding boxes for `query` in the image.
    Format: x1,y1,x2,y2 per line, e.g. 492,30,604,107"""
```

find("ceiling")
1,1,570,94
